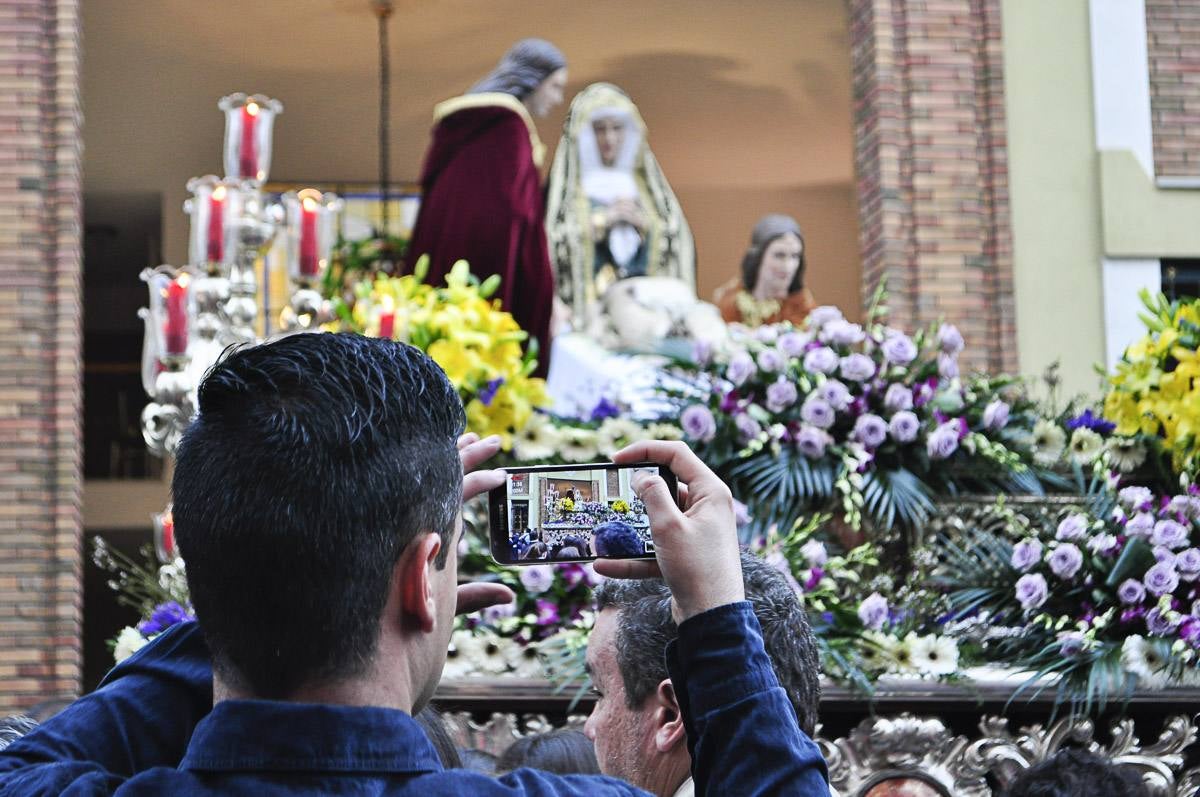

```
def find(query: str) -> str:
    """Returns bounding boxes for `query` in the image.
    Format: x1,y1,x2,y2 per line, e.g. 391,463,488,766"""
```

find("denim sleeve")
666,602,830,796
0,621,212,794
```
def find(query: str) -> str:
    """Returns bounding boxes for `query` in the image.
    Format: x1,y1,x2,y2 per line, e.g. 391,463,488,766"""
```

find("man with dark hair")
0,334,828,795
1004,749,1149,797
593,519,645,558
586,552,821,796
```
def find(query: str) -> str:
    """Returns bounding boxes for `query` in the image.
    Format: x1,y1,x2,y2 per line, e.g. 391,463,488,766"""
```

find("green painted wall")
1002,0,1108,397
1099,150,1200,257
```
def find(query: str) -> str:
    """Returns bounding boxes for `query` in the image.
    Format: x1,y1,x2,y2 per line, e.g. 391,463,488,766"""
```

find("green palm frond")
726,449,836,537
861,467,937,530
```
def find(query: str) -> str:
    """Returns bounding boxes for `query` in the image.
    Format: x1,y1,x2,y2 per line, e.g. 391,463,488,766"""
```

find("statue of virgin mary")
545,83,695,330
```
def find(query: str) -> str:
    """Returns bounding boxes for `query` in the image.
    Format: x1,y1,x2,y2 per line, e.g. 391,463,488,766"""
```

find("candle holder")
219,93,283,185
224,187,281,342
152,506,177,563
139,266,199,457
280,188,343,330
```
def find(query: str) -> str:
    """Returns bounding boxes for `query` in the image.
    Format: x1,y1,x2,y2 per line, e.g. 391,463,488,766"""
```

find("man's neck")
644,752,693,797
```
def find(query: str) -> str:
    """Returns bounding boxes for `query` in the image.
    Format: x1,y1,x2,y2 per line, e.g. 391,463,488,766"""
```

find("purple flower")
803,347,839,375
754,326,779,344
839,353,877,382
795,424,833,459
1176,548,1200,581
479,378,505,407
883,383,914,412
482,602,516,624
588,396,620,422
735,412,762,442
757,348,786,373
1119,486,1154,511
1168,495,1200,519
880,334,918,366
1058,631,1086,658
1088,533,1121,557
691,339,713,366
681,404,717,442
888,411,920,443
800,540,828,567
858,592,889,631
1144,562,1181,596
1016,573,1049,609
558,563,590,589
802,568,824,592
535,598,560,626
807,306,844,327
137,601,194,636
1152,519,1190,550
822,319,866,347
1181,618,1200,647
853,413,888,449
1065,409,1116,435
1010,539,1043,572
913,379,938,408
937,353,959,380
726,352,756,386
778,331,809,358
938,324,965,355
926,421,961,460
983,399,1010,430
1048,543,1084,579
766,380,799,413
1154,546,1177,565
1056,514,1089,541
818,380,853,410
1118,578,1147,605
800,398,836,430
1126,512,1157,540
519,565,555,594
1146,608,1179,637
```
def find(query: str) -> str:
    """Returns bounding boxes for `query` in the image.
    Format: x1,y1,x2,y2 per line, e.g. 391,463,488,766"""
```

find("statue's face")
527,68,568,117
754,233,803,299
592,116,627,167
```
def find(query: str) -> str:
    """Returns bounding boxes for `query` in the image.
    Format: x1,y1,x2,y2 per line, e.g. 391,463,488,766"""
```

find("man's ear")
395,532,443,634
652,677,686,753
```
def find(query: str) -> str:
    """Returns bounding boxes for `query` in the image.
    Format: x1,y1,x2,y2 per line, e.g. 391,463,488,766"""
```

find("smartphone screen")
488,461,677,565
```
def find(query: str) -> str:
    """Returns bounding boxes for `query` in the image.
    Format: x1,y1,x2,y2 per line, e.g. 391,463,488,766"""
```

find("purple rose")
1047,543,1084,579
803,347,839,375
1015,572,1049,610
1088,533,1120,557
1056,514,1089,541
1117,578,1146,605
778,331,810,358
754,326,779,344
938,323,965,355
880,333,918,366
1058,631,1086,658
913,379,937,408
1175,548,1200,580
1154,546,1177,565
1152,519,1190,550
1146,608,1179,637
888,411,920,443
839,353,877,382
807,306,844,328
800,540,828,567
800,398,836,430
1181,618,1200,647
795,424,833,459
821,319,866,347
726,352,756,386
937,353,959,380
853,414,888,449
766,380,799,413
1118,486,1154,510
757,348,786,373
1125,512,1156,540
983,399,1010,430
883,383,914,412
734,412,762,442
1144,562,1181,596
817,379,853,410
483,602,517,624
926,421,961,460
681,404,717,442
1010,538,1043,572
519,565,555,594
691,339,713,366
857,592,889,631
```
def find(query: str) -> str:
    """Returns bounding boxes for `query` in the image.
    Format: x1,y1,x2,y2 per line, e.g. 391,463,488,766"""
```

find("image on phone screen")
488,462,675,565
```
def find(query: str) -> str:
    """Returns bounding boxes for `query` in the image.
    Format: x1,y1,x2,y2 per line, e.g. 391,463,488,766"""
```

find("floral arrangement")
321,233,408,300
666,298,1041,538
1104,290,1200,477
92,537,194,663
509,407,682,464
934,484,1200,709
329,257,549,448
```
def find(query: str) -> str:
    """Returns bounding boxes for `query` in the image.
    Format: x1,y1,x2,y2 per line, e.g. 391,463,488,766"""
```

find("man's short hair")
1004,749,1149,797
592,520,644,558
594,551,821,735
173,333,465,698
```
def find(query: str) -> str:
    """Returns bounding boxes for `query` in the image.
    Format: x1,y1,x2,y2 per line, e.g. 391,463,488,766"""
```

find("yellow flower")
428,338,481,386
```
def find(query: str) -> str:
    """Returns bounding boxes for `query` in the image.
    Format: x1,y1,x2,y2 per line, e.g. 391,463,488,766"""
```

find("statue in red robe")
407,39,568,377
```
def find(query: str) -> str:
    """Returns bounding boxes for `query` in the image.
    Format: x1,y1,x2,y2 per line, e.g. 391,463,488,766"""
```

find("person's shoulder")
410,768,647,795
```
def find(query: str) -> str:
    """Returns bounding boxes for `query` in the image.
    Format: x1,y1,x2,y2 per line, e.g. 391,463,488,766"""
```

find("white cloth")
545,333,671,420
672,778,695,797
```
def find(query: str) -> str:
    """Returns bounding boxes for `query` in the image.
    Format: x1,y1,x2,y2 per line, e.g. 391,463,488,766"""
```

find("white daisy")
503,640,544,677
558,427,599,462
908,634,960,676
1105,436,1147,473
1031,420,1067,466
595,418,646,457
1067,427,1104,465
1120,635,1171,688
513,415,561,462
442,631,481,679
646,423,684,442
475,633,512,675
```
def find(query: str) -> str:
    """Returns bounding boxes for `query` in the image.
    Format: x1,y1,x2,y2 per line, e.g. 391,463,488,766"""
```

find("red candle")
163,275,189,355
239,103,259,179
206,186,225,263
298,196,319,277
157,512,176,561
379,311,395,339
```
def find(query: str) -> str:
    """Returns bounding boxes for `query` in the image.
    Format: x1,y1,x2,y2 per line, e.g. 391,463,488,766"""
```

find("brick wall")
849,0,1016,374
0,0,83,713
1147,0,1200,179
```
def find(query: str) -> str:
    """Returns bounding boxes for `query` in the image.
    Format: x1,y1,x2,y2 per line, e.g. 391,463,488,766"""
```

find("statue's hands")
609,199,647,232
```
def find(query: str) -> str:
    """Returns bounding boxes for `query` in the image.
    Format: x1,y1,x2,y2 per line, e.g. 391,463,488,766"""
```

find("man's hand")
594,441,744,623
455,433,513,615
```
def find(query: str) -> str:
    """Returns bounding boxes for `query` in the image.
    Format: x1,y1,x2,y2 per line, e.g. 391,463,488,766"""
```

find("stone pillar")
849,0,1017,374
0,0,83,712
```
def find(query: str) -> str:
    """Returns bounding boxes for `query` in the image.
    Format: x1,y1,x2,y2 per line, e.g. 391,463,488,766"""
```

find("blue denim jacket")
0,602,829,795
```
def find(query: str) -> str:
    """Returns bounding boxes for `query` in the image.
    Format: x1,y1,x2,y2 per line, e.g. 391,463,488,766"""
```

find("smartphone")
489,461,677,565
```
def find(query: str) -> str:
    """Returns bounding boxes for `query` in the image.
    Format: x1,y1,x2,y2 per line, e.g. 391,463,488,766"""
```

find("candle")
206,185,225,263
239,103,259,179
298,195,319,277
163,274,189,355
379,311,395,339
158,511,176,561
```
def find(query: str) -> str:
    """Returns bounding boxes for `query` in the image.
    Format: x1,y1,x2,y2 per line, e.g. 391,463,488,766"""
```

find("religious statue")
545,83,695,334
407,39,568,376
713,214,817,327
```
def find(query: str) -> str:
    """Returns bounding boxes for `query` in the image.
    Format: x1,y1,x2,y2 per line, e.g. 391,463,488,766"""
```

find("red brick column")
849,0,1016,374
1146,0,1200,180
0,0,83,712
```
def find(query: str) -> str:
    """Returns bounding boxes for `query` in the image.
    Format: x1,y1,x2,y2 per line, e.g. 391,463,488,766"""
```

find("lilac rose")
754,326,779,344
766,380,799,413
1154,546,1177,565
800,540,828,567
1144,562,1181,596
1015,573,1049,610
1125,512,1157,540
937,353,959,380
853,414,888,449
881,333,918,366
803,346,839,375
519,565,555,595
1055,514,1089,541
938,323,965,355
1088,533,1120,557
839,353,877,382
888,411,920,443
1152,519,1190,550
807,306,844,328
857,592,889,631
1047,543,1084,579
1146,608,1179,637
818,379,853,410
1058,631,1086,658
1117,578,1146,605
778,331,810,358
822,319,866,347
725,352,756,386
1118,486,1154,510
982,399,1010,430
734,413,762,442
681,404,717,442
757,348,786,374
1010,538,1043,572
883,383,914,412
800,398,836,430
795,424,833,459
1175,548,1200,580
926,421,961,460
